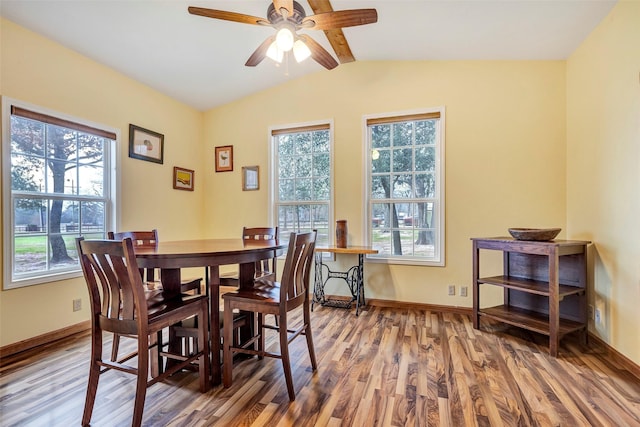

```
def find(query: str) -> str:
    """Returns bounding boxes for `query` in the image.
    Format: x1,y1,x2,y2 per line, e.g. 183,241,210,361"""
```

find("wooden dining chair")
76,237,210,427
222,231,317,401
108,229,203,362
220,226,279,285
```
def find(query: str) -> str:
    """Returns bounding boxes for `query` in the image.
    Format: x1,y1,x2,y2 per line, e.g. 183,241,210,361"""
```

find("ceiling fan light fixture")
275,27,295,52
266,41,283,63
293,39,311,63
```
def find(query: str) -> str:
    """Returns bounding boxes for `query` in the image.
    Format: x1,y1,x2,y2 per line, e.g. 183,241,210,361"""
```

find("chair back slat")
77,237,149,332
279,231,316,308
108,230,159,282
243,226,279,279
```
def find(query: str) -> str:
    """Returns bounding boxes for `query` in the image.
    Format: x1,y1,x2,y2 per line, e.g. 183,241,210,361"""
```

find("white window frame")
268,119,334,248
2,97,119,289
363,107,445,266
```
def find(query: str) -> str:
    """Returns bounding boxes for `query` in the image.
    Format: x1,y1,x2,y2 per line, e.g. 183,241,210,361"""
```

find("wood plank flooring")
1,305,639,426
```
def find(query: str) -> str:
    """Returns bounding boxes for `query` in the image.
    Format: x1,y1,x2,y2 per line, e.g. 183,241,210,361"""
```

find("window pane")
415,146,435,172
78,134,104,164
279,179,294,201
11,155,45,191
392,174,412,198
11,116,45,156
392,122,413,146
371,175,390,199
393,148,412,171
295,133,312,155
371,125,390,148
415,173,435,198
78,165,104,196
279,155,294,178
295,155,312,177
312,153,329,176
15,198,47,233
295,178,313,200
13,234,48,275
80,201,105,233
372,148,390,173
313,177,330,200
47,125,77,160
415,120,436,145
312,130,330,152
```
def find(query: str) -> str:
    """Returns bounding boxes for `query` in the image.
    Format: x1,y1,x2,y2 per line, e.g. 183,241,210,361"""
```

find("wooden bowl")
508,228,561,241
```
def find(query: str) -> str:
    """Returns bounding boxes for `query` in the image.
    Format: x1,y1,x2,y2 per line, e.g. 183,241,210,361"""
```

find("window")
271,122,333,248
2,99,117,288
365,108,445,265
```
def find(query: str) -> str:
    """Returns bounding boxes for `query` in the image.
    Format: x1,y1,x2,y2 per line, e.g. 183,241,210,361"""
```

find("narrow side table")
313,246,378,316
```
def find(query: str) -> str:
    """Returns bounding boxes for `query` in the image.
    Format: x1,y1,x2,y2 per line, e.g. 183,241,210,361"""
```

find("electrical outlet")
73,298,82,312
447,285,455,296
460,286,468,297
588,304,594,320
595,307,602,325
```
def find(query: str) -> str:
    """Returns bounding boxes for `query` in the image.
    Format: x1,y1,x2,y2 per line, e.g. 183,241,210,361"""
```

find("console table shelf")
472,237,591,357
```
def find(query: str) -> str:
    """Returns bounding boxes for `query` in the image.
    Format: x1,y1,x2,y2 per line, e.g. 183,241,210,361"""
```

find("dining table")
133,238,287,385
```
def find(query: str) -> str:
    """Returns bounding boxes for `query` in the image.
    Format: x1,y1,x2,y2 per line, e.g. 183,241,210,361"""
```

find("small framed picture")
129,124,164,164
173,166,194,191
215,145,233,172
242,166,259,191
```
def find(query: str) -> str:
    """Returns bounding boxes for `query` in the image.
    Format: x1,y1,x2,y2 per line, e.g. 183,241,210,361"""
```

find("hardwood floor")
1,305,639,426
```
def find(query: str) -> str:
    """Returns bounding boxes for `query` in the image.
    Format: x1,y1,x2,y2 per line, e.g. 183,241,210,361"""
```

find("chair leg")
223,300,234,388
82,328,102,426
278,317,296,401
303,303,317,370
258,313,265,360
133,338,149,427
110,333,120,362
198,301,211,393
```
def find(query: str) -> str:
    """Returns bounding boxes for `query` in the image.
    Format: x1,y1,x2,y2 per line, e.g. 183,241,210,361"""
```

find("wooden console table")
472,237,590,357
312,246,378,316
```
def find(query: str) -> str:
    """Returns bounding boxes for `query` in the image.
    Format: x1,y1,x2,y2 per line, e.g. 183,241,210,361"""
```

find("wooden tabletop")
133,238,287,269
315,245,379,255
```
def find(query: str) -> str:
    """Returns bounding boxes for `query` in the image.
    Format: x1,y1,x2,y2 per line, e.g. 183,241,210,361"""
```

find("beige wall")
203,60,567,305
566,1,640,365
2,3,636,368
0,19,205,346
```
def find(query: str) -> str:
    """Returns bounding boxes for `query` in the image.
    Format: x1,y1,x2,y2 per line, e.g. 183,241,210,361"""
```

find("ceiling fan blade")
188,7,268,26
302,9,378,30
298,35,338,70
272,0,294,17
245,36,276,67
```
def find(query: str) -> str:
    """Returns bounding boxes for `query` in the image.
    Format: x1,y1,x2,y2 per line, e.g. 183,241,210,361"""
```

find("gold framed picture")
173,166,194,191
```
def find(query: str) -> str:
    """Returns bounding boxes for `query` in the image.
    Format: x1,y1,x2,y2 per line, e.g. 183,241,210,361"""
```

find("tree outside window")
366,109,445,265
272,123,332,248
4,102,115,288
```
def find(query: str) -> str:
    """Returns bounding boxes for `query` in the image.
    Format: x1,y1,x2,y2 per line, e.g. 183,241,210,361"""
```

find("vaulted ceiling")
1,0,617,111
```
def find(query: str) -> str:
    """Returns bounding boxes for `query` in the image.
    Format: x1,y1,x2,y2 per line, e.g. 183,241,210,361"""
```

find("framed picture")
129,124,164,164
215,145,233,172
173,166,194,191
242,166,259,191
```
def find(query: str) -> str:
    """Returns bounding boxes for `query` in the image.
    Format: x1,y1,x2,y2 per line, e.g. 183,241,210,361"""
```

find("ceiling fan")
188,0,378,70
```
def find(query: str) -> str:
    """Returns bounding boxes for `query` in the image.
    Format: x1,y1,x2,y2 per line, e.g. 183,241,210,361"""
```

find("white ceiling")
1,0,617,111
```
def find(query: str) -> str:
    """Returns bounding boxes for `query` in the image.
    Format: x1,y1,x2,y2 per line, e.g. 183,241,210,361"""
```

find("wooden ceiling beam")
306,0,355,64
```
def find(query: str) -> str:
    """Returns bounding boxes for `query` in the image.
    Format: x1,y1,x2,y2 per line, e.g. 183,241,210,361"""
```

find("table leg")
312,253,325,310
355,254,365,316
159,268,182,376
208,266,221,385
